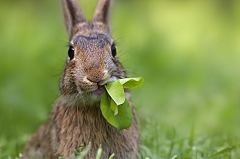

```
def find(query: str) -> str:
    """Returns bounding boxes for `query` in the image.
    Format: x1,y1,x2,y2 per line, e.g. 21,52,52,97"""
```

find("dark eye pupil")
111,45,116,57
68,46,74,60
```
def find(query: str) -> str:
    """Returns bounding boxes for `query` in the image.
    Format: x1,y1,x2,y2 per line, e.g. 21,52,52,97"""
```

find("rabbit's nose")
87,69,109,84
85,64,103,83
87,70,104,83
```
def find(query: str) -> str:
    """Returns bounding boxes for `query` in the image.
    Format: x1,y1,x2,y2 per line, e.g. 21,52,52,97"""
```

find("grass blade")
109,153,115,159
95,144,102,159
207,145,236,158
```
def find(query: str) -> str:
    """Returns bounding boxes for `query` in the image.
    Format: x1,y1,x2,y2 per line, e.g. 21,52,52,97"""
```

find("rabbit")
22,0,140,159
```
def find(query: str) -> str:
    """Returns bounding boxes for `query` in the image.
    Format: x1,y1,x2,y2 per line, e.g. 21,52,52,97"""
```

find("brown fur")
23,100,139,159
23,0,140,158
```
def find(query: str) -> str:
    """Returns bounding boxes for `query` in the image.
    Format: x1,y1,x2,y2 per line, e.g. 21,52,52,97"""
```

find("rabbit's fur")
23,0,139,158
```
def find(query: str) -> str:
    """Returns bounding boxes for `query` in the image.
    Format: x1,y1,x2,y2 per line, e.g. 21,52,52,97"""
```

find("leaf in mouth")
100,77,144,130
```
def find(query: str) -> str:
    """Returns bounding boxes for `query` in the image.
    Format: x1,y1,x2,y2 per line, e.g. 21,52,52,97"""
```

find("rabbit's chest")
51,103,137,158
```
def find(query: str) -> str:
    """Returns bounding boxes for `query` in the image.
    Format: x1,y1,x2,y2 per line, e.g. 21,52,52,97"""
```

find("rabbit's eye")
68,46,75,60
111,45,116,57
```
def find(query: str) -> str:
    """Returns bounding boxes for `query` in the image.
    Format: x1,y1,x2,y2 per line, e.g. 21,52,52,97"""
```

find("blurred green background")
0,0,240,158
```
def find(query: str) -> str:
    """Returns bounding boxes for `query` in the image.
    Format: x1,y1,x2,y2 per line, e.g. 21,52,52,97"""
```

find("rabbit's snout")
79,69,110,92
86,66,104,83
87,69,110,83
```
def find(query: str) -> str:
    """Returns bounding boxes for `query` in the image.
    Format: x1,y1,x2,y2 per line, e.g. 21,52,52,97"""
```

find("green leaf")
110,98,118,115
100,92,133,130
119,77,144,88
105,80,125,105
101,92,121,128
100,77,143,130
117,99,133,129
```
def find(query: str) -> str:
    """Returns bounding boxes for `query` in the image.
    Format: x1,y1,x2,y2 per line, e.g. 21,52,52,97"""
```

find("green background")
0,0,240,158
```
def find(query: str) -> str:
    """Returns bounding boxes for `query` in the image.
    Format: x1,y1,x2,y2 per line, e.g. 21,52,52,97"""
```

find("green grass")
139,120,240,159
58,143,115,159
1,0,240,158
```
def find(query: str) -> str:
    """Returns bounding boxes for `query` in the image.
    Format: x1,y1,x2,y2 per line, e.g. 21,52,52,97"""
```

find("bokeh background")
0,0,240,158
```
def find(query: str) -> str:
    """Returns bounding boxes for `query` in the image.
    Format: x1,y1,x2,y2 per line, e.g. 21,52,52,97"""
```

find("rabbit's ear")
93,0,112,31
61,0,86,38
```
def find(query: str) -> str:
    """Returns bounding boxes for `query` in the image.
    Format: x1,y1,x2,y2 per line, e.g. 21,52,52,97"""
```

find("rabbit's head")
60,0,126,106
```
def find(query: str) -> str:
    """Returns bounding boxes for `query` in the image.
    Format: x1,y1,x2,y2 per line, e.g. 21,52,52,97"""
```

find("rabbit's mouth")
90,76,119,98
92,85,105,97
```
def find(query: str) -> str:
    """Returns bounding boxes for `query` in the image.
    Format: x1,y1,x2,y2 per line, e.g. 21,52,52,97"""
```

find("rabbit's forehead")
72,32,112,50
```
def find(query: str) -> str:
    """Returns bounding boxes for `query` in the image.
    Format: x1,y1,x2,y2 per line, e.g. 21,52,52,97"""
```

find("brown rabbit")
22,0,139,158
